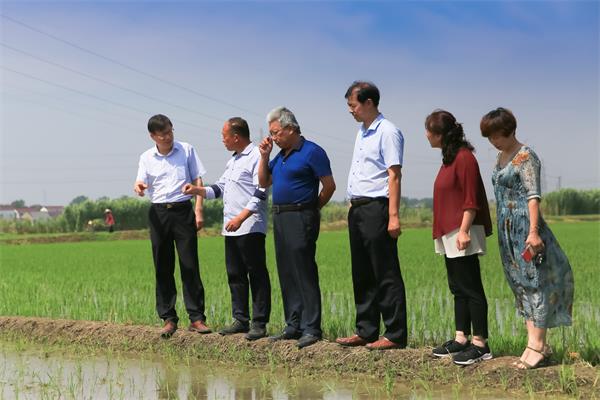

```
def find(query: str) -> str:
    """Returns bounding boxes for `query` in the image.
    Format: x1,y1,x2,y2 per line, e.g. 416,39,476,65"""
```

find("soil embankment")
0,316,597,398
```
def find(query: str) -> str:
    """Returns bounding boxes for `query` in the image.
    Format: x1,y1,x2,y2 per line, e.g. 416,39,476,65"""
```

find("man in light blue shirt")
335,81,408,350
183,117,271,340
134,114,211,338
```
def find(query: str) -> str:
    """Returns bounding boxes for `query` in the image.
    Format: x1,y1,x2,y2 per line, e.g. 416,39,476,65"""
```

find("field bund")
1,315,598,398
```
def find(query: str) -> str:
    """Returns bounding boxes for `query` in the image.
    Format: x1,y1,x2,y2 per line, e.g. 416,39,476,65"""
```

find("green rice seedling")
0,222,598,363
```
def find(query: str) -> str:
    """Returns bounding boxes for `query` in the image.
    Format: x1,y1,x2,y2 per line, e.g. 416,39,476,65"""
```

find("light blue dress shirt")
204,143,268,236
136,141,206,203
347,114,404,199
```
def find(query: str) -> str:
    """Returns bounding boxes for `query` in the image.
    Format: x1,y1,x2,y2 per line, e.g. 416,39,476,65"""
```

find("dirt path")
0,316,597,398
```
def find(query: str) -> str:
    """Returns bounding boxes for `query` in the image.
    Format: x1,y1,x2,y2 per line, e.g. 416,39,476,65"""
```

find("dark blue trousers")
272,208,322,337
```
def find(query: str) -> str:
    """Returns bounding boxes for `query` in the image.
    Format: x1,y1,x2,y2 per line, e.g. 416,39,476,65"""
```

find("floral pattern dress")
492,146,574,328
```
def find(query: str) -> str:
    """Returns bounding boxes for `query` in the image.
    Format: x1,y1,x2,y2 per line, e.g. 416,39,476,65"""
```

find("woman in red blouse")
425,110,493,365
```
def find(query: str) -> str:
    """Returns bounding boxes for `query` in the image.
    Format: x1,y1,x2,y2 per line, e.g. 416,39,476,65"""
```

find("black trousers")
272,208,322,337
225,233,271,326
444,254,489,338
148,202,206,324
348,199,408,345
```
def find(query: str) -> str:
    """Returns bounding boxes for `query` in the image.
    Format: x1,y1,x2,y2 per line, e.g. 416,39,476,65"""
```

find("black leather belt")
152,200,191,210
350,197,387,207
271,202,316,214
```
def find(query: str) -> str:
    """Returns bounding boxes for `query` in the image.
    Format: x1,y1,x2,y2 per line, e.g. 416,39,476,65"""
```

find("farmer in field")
182,117,271,341
134,114,211,338
258,106,336,349
335,81,408,350
481,107,574,370
104,208,115,233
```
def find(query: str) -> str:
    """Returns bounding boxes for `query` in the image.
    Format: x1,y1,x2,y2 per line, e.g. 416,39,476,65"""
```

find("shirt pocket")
175,166,187,180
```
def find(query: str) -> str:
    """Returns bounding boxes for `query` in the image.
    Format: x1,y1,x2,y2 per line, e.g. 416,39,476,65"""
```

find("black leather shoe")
297,334,320,349
269,330,302,342
245,323,267,341
219,319,249,335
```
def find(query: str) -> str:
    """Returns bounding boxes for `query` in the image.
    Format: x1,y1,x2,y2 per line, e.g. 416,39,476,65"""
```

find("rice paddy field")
0,221,598,364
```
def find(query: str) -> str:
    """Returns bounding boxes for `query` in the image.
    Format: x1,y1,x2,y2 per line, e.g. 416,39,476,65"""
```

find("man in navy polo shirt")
258,106,336,349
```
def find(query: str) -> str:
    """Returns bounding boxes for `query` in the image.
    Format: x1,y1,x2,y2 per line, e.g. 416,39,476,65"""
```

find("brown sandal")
516,346,551,370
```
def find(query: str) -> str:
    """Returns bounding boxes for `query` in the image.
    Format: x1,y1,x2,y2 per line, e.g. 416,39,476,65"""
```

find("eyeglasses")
269,127,287,137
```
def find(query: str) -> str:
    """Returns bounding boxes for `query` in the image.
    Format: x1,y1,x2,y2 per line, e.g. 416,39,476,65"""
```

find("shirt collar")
279,136,305,160
233,142,255,157
153,141,181,157
360,113,385,137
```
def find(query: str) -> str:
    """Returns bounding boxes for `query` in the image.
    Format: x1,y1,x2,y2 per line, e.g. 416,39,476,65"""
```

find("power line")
1,42,225,123
1,66,214,132
0,14,347,146
1,13,262,117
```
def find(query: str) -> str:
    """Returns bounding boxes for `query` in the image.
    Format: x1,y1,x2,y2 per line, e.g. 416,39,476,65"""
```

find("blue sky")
1,1,598,205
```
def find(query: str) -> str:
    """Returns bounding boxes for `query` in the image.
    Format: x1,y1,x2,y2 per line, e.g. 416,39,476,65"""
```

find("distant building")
0,205,64,221
0,206,18,220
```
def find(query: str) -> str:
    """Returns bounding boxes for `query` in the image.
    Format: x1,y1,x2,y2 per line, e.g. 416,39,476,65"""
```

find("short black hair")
147,114,172,134
344,81,380,107
227,117,250,139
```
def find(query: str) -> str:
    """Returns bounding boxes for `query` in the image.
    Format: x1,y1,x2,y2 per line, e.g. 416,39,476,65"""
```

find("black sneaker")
432,340,470,358
268,330,302,342
219,320,249,335
453,343,493,365
245,323,267,341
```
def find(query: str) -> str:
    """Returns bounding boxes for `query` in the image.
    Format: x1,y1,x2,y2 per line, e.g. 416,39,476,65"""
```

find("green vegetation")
2,188,596,234
0,222,598,364
543,189,600,216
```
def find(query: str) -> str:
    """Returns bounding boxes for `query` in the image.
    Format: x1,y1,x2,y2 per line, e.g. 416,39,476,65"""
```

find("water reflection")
0,342,529,399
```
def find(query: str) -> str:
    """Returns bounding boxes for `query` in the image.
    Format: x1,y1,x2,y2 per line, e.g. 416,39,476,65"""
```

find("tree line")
1,189,597,234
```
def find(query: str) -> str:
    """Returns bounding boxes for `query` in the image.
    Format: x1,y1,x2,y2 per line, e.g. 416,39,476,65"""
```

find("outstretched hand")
134,182,148,197
182,183,202,196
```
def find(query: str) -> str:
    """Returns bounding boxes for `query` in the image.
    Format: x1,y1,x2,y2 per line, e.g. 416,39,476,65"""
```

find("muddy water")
0,342,530,399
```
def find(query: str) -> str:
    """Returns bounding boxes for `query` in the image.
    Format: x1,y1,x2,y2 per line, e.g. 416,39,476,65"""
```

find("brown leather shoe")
188,320,212,334
335,334,369,347
366,337,403,351
160,320,177,339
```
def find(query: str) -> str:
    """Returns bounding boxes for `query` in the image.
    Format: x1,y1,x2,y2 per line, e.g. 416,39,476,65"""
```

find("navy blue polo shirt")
268,137,332,205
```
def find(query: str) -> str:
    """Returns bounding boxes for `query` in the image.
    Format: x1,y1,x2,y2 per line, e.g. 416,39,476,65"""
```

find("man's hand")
456,230,471,251
134,181,148,197
388,215,402,239
259,136,273,157
182,183,204,196
195,211,204,231
225,216,243,232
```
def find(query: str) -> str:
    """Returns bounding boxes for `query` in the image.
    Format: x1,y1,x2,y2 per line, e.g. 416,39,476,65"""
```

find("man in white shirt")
134,114,211,338
183,117,271,340
335,81,408,350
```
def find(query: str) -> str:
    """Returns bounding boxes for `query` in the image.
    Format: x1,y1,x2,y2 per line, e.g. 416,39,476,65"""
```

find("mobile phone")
521,247,533,262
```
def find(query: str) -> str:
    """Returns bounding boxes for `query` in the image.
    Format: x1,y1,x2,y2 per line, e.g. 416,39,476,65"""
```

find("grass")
0,221,598,364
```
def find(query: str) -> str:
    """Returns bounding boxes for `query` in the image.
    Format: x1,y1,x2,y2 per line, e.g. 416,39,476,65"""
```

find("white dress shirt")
347,114,404,199
204,143,267,236
136,141,206,203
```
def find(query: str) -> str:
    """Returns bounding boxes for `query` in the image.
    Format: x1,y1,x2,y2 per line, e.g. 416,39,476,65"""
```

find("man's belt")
271,202,316,214
350,197,387,207
151,200,191,210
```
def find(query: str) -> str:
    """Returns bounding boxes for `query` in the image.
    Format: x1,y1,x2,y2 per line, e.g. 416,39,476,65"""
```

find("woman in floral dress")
480,107,574,369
